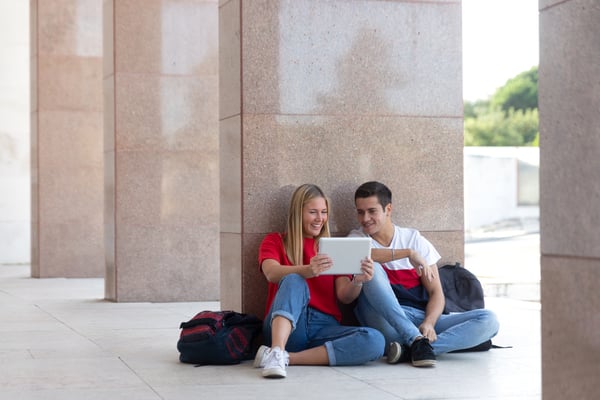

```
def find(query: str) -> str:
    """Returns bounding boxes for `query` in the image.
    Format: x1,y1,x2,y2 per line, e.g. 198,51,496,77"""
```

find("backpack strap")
179,318,218,329
223,312,262,327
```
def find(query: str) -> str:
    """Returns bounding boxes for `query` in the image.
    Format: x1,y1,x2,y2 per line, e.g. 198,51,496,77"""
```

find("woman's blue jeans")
262,273,384,365
354,262,499,355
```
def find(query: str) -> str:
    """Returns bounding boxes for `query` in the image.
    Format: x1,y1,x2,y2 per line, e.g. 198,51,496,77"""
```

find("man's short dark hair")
354,181,392,209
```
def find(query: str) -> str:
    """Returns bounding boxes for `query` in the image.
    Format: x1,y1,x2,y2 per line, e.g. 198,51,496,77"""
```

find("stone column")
539,1,600,398
220,0,464,317
103,1,220,301
30,0,104,277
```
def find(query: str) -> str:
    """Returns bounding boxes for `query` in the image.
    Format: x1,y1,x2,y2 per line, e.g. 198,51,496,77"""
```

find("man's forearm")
423,290,445,326
371,248,411,263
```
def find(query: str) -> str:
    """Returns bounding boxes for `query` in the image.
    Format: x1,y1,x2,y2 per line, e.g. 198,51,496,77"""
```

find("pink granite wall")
539,1,600,398
30,0,104,278
104,0,220,301
219,0,464,316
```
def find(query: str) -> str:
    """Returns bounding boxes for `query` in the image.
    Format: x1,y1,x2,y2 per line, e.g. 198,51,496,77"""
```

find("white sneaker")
261,346,289,378
253,345,270,368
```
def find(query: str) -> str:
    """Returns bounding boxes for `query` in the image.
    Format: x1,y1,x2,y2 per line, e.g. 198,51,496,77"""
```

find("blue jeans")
263,273,384,365
354,262,499,355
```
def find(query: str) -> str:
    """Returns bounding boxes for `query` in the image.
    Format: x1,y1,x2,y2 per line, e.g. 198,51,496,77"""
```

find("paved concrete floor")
466,226,540,302
0,254,540,400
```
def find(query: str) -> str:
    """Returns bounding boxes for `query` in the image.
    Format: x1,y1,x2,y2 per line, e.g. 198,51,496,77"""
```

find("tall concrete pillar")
103,1,220,301
219,0,464,317
539,1,600,398
30,0,104,277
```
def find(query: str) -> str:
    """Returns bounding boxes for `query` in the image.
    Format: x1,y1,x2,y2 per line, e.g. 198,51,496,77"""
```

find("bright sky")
462,0,539,102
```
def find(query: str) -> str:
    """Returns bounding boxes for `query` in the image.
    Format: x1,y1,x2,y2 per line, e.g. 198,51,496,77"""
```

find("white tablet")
318,237,372,275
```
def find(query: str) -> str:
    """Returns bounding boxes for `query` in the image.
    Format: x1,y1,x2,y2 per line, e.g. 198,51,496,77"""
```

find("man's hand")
408,250,435,282
419,322,437,342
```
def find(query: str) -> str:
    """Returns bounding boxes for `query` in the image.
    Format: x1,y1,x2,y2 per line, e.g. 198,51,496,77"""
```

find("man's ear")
385,203,392,215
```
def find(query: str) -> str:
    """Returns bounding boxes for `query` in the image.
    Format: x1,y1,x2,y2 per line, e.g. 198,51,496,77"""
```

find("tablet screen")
318,237,371,275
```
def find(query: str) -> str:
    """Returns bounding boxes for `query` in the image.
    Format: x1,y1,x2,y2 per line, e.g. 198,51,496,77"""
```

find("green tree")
464,99,489,119
490,66,538,112
464,108,539,146
464,66,539,146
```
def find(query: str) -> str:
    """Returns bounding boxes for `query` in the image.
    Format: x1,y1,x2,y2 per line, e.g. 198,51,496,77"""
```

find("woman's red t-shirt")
258,232,342,322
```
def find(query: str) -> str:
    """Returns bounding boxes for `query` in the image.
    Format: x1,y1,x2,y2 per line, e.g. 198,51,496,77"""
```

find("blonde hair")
283,184,331,265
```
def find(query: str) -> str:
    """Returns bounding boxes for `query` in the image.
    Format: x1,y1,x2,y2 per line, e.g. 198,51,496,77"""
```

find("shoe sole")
262,368,287,378
387,342,403,364
253,345,269,368
412,359,436,367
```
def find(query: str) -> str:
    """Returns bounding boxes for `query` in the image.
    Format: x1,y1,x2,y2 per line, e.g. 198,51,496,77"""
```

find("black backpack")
438,262,494,352
438,262,485,313
177,310,263,365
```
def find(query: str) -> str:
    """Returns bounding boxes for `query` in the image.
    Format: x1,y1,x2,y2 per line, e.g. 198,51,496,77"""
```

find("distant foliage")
491,67,538,112
464,108,539,146
465,66,539,146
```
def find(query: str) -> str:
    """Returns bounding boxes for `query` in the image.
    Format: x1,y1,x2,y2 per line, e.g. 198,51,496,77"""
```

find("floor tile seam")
331,367,411,399
28,302,113,352
117,355,166,399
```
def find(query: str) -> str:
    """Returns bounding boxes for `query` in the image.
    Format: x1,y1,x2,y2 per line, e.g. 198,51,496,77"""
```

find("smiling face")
302,197,328,238
355,195,391,237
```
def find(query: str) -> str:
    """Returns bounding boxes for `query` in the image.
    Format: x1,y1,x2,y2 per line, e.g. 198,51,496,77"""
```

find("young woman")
254,184,384,378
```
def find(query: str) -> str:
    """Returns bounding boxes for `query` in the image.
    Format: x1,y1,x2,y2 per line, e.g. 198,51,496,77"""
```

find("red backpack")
177,310,262,365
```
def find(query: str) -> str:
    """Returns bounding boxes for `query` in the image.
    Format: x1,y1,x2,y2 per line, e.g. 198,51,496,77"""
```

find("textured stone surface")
105,0,220,301
540,1,600,399
218,0,464,314
31,0,104,277
541,256,600,399
539,0,600,259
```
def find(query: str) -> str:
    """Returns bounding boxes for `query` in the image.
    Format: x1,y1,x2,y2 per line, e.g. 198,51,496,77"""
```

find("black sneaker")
387,341,410,364
410,338,436,367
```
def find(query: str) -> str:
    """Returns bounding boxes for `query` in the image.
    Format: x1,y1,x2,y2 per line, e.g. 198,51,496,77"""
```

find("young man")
348,181,499,367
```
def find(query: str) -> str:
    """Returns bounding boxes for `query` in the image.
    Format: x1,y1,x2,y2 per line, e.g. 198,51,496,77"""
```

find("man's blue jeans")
262,273,384,365
354,262,499,355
